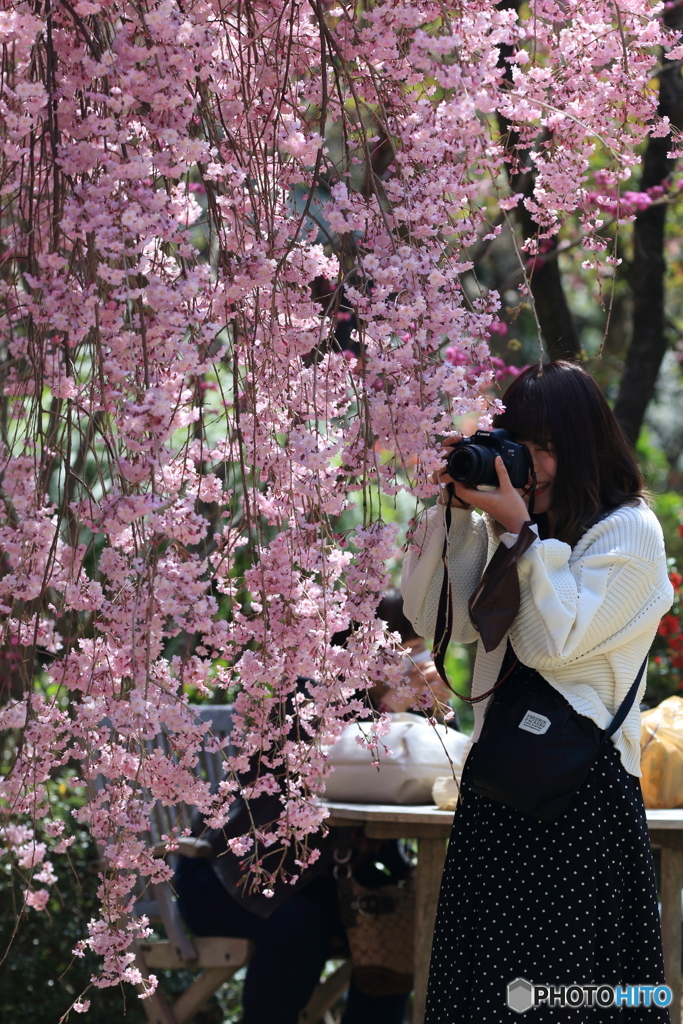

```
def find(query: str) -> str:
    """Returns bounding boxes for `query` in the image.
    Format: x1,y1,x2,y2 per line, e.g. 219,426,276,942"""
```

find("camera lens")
447,446,484,486
447,444,498,487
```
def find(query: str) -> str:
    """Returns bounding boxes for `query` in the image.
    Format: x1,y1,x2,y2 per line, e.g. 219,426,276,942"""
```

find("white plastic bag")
323,713,470,805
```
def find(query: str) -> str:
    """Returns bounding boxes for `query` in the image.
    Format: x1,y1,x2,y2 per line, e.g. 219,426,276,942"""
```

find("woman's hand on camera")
430,434,473,510
440,451,531,536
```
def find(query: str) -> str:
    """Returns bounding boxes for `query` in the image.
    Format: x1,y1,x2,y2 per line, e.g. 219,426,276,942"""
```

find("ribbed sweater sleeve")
509,502,673,670
401,503,488,643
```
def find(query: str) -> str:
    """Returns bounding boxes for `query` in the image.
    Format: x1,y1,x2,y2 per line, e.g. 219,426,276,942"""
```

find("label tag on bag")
518,710,551,735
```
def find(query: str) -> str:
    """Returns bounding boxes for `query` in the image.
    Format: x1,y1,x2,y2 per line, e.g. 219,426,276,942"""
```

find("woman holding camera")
401,361,674,1022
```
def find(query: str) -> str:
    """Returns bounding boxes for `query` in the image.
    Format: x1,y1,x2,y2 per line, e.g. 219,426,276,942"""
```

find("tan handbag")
640,696,683,809
339,875,415,996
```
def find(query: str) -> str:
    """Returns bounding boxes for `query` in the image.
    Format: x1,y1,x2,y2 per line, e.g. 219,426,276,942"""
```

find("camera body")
445,428,530,489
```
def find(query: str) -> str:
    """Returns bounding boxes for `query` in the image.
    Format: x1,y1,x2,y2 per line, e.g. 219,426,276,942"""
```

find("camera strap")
432,451,539,700
432,500,516,703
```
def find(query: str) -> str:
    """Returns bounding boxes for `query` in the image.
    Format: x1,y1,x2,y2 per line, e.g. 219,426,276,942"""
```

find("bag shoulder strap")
601,657,648,744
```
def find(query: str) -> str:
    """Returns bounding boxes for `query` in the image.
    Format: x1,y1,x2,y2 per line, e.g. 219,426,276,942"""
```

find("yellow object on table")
640,696,683,809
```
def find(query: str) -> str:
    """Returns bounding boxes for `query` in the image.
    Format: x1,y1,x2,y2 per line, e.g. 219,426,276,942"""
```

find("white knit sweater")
401,498,673,776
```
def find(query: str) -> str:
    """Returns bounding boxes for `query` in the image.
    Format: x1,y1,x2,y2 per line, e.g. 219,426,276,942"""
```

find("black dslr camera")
445,428,530,489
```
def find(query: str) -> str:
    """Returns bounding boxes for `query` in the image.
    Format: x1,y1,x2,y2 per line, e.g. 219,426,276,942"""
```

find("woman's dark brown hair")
493,361,646,547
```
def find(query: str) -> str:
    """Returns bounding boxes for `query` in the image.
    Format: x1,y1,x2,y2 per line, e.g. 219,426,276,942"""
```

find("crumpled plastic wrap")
432,775,460,810
640,696,683,809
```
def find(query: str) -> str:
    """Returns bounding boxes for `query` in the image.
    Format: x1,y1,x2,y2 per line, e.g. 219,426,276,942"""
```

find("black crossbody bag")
432,499,648,822
466,652,646,821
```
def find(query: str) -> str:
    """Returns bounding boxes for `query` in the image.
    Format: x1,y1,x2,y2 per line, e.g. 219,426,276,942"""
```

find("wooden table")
325,802,683,1024
648,809,683,1024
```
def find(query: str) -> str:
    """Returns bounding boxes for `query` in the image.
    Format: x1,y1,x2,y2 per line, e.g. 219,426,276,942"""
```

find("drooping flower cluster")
0,0,673,998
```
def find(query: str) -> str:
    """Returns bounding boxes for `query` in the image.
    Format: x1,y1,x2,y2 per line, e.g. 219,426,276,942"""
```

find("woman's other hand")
430,433,473,510
377,657,452,714
406,658,452,706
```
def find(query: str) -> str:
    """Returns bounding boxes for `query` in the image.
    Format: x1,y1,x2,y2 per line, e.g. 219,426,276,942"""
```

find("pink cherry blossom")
25,888,50,911
0,0,672,1002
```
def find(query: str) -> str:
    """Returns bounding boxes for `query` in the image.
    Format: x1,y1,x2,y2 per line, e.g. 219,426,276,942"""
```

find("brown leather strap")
468,521,537,652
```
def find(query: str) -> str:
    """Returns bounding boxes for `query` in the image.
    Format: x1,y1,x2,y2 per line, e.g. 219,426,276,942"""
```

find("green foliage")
0,798,146,1024
648,567,683,708
442,644,475,736
213,969,246,1024
636,426,671,494
635,425,683,706
0,783,242,1024
652,491,683,569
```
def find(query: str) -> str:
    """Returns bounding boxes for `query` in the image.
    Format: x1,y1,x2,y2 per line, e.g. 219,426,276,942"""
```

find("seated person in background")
174,591,439,1024
175,840,410,1024
176,833,411,1024
371,589,456,724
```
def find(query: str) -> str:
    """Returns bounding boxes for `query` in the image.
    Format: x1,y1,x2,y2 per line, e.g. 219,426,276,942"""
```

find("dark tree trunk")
614,34,683,444
496,0,581,362
519,206,581,362
613,194,669,445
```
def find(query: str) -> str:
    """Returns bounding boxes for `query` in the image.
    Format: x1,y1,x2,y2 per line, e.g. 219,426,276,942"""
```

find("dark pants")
174,856,408,1024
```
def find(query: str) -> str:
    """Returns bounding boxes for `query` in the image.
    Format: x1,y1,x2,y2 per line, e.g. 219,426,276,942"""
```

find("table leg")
661,847,683,1024
413,837,447,1024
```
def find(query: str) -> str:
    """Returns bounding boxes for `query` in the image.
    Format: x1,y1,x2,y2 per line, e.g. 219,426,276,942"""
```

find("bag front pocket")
467,689,603,821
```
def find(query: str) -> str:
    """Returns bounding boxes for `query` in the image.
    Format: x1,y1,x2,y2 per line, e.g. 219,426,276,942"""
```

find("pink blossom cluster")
0,820,60,912
444,345,526,386
0,0,671,1000
587,175,683,220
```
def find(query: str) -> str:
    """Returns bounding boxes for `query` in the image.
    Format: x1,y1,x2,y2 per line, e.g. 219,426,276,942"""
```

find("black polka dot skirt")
426,662,668,1022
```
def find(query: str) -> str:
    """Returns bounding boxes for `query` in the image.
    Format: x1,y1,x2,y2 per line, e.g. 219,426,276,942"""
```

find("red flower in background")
652,532,683,696
657,615,680,638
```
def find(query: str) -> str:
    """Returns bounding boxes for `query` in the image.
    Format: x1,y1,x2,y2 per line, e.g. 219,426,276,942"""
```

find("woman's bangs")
495,383,552,447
